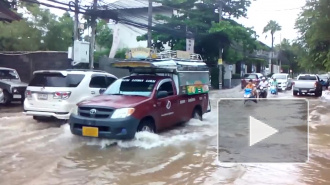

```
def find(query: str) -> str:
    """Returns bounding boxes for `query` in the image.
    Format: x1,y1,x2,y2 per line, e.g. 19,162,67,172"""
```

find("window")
106,76,117,87
243,74,258,79
89,76,107,88
298,75,317,81
104,78,157,97
158,81,174,96
178,72,210,86
0,69,19,80
29,73,85,87
273,74,287,79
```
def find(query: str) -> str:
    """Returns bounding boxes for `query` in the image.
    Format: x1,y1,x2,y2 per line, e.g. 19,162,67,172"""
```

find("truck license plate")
13,94,21,99
37,94,48,100
82,127,99,137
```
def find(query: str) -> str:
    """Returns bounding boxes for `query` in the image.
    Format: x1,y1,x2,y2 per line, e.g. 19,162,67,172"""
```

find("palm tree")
263,20,282,50
263,20,282,73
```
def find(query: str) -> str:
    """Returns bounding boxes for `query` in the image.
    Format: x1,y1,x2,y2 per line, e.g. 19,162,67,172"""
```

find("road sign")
218,58,223,65
229,65,233,71
249,116,278,146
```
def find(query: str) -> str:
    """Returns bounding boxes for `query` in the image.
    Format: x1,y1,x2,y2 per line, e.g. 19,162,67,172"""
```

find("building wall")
99,57,130,78
109,7,173,50
0,52,70,83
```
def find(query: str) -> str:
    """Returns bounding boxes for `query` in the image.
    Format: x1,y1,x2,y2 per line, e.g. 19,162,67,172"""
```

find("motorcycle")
257,86,267,98
269,85,278,95
243,88,257,104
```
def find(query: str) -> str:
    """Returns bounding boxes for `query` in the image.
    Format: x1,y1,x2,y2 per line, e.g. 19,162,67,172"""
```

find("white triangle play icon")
249,116,278,146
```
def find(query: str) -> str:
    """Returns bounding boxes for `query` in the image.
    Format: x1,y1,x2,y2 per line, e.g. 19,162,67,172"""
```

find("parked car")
0,88,4,103
24,69,117,120
241,73,262,89
318,74,329,89
293,74,323,97
271,73,293,91
0,67,28,105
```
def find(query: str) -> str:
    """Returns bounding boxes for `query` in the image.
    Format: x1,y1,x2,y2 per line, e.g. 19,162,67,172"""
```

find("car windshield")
243,74,257,79
319,76,328,80
273,74,287,79
104,78,157,97
298,75,317,80
0,69,19,80
29,73,85,87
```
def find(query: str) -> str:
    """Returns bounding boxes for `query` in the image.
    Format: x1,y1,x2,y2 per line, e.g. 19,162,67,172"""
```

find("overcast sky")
40,0,306,47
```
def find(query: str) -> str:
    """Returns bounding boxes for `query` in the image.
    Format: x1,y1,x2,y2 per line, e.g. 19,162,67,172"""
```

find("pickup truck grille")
78,106,114,119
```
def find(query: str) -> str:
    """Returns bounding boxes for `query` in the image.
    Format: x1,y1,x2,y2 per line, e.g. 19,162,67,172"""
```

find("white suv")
24,69,117,120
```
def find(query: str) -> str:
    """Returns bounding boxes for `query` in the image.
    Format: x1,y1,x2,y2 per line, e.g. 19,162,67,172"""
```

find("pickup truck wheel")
2,91,12,105
137,118,155,133
293,91,298,96
315,91,322,97
192,107,203,121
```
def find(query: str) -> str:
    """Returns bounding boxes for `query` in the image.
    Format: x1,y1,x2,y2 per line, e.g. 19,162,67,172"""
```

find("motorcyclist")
258,77,268,97
270,77,279,94
245,79,257,97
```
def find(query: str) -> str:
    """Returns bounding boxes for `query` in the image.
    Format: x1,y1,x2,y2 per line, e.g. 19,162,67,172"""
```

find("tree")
295,0,330,71
263,20,281,52
0,2,74,51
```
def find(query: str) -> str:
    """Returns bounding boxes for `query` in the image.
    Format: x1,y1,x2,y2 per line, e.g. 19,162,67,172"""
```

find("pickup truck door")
155,79,179,128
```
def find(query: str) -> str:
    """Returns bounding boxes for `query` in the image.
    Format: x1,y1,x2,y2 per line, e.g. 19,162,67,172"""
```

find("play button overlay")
218,98,308,163
249,116,278,146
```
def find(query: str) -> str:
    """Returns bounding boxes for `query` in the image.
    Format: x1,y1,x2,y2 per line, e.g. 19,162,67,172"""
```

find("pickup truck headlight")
12,88,18,93
111,108,135,119
70,105,79,116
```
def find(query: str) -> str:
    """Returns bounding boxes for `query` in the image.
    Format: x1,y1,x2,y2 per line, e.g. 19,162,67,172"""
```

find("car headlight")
70,105,79,115
12,88,18,93
111,108,135,119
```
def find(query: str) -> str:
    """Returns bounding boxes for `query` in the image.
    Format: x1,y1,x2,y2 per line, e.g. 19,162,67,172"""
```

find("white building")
107,0,173,56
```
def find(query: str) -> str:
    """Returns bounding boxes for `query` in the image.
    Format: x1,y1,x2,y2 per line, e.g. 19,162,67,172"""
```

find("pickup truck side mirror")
157,90,168,99
99,88,106,94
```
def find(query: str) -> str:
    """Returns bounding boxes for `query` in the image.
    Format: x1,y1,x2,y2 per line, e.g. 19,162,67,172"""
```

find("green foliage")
114,48,129,59
96,20,113,49
295,0,330,71
0,3,73,51
232,73,241,79
273,39,302,73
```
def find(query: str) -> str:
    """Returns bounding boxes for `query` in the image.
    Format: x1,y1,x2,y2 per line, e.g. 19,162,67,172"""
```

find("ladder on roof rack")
155,50,203,61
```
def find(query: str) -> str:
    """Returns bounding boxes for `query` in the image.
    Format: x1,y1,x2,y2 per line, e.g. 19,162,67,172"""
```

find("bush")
232,73,241,79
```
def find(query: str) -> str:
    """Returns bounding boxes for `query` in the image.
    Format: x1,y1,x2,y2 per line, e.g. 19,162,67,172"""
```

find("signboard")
112,61,152,68
186,38,195,53
129,47,151,59
218,58,223,65
186,85,209,95
229,65,233,71
177,50,191,59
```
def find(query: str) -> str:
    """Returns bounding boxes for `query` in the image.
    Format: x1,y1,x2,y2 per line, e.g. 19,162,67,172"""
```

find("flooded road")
1,87,330,185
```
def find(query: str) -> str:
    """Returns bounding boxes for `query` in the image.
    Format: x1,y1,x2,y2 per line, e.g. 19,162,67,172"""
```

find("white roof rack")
155,50,203,62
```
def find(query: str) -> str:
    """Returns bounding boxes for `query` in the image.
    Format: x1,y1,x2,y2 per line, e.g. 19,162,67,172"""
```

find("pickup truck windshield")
104,78,156,97
0,69,19,80
298,75,317,80
273,74,287,79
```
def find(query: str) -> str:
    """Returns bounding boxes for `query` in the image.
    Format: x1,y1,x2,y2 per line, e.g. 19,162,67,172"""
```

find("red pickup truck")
69,74,210,139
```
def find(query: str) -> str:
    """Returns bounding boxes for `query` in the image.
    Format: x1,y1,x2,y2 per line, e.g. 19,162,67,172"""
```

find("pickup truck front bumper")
293,87,317,94
69,114,140,140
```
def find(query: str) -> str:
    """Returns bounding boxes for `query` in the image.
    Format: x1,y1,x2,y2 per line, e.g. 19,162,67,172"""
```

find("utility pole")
73,0,79,41
147,0,153,48
89,0,97,69
218,0,223,89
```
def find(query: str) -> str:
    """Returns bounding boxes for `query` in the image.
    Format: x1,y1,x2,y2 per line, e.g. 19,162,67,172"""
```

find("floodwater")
0,87,330,185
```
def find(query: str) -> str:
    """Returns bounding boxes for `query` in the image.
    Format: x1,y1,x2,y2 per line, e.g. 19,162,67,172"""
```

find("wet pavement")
0,87,330,185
